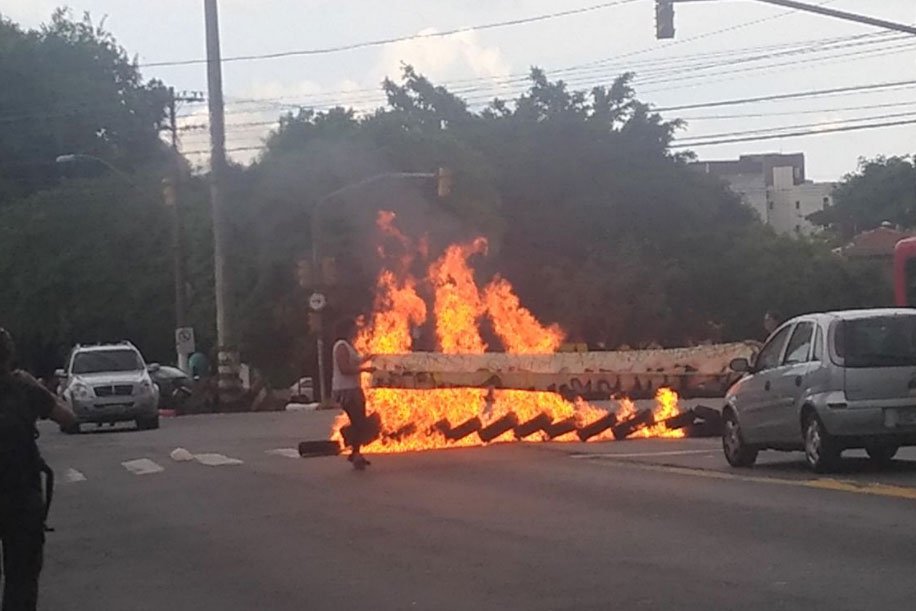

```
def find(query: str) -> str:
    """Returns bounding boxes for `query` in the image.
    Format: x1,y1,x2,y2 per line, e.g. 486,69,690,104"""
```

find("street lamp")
56,153,191,372
309,169,453,404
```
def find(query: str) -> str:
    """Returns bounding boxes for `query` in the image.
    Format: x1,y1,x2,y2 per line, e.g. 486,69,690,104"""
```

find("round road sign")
309,292,327,312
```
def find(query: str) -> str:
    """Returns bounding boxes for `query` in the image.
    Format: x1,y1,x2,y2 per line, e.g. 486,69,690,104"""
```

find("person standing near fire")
332,318,374,470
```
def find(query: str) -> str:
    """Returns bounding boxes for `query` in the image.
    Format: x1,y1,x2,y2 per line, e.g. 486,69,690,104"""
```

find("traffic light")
437,167,454,198
656,0,675,39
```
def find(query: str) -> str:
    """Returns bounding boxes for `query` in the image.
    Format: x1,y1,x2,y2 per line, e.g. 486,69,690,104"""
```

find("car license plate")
886,408,916,427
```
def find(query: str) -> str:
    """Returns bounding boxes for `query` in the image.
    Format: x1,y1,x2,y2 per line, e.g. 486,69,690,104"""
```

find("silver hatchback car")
722,309,916,472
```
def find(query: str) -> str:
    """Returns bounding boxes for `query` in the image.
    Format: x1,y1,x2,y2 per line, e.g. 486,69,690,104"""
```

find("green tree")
0,9,170,203
809,156,916,239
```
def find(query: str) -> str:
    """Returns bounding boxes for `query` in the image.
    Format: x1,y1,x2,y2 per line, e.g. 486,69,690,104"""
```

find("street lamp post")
309,170,451,404
56,154,191,372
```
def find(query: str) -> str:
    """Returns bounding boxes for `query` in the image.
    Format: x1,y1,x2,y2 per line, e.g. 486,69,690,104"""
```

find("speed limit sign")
309,292,327,312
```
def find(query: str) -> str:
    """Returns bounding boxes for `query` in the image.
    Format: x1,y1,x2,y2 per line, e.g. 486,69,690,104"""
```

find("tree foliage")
0,11,890,383
0,9,170,203
809,155,916,239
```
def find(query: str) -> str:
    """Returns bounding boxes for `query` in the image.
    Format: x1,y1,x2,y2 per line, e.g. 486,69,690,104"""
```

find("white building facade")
693,153,835,236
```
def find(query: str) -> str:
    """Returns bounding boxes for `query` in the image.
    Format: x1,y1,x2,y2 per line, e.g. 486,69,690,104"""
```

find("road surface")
36,411,916,611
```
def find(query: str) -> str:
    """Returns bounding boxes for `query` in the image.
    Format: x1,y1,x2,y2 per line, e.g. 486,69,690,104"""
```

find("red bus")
894,237,916,306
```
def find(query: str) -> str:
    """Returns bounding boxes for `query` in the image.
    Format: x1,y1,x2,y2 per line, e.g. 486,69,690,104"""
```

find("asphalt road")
33,411,916,611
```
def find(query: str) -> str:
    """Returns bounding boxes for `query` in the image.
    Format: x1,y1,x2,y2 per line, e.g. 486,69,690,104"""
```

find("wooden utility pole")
204,0,240,401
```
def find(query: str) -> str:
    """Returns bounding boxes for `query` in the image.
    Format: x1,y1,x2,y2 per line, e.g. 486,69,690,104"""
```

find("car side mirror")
729,358,750,373
147,363,161,373
54,368,66,378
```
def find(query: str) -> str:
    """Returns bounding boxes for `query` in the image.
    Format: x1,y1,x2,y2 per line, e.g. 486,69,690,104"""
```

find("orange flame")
427,238,488,354
483,275,565,353
329,212,687,453
355,270,426,355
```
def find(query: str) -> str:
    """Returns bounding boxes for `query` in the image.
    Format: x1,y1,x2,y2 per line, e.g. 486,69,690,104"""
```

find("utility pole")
165,87,204,373
657,1,916,38
204,0,241,403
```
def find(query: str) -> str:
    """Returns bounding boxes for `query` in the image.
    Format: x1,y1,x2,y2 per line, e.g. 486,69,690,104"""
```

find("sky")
4,0,916,181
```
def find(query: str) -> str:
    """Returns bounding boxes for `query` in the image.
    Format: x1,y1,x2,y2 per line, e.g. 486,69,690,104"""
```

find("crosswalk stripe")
122,458,165,475
194,453,243,466
266,448,300,459
64,468,87,483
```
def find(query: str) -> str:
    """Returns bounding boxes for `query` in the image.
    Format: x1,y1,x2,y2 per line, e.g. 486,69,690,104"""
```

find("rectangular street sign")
175,327,196,355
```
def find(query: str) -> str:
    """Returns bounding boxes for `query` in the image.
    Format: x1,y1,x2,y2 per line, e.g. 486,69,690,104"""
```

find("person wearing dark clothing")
0,328,75,611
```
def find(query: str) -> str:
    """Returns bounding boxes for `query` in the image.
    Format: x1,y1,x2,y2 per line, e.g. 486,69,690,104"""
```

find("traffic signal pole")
657,0,916,38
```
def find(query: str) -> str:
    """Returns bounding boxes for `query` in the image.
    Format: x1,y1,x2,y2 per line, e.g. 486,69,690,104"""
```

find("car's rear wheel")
722,410,758,467
865,443,898,465
804,414,840,473
136,415,160,431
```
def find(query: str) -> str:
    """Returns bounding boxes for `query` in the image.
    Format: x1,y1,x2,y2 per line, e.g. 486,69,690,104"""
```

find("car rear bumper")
820,405,916,445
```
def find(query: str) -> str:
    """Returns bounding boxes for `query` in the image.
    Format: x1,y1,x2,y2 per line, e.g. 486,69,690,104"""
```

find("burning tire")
445,417,483,441
478,413,519,443
515,413,551,439
545,417,577,440
611,409,654,440
577,413,616,442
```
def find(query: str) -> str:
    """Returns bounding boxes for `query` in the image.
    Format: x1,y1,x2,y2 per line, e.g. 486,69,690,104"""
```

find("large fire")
331,212,686,454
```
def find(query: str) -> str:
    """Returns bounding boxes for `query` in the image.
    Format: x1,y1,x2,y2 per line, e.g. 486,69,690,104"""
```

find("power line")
140,0,641,68
193,33,914,120
655,78,916,112
681,99,916,121
678,109,916,141
672,117,916,148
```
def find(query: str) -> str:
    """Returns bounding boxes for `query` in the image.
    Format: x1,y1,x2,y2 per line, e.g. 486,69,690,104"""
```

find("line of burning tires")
298,404,724,457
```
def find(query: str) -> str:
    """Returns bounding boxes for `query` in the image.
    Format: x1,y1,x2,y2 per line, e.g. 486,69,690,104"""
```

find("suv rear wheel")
804,414,840,473
722,410,758,467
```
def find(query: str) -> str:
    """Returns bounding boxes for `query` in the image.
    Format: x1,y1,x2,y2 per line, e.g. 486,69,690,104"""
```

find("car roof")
154,365,188,378
72,343,140,353
791,308,916,323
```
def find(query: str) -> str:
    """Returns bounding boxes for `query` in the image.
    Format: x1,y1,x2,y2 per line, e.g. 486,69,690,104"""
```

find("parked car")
56,342,160,433
722,309,916,472
149,364,193,410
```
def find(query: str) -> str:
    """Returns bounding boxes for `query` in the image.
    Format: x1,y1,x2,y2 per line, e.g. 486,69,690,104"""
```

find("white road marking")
266,448,301,459
571,449,717,459
121,458,165,475
194,453,243,466
63,468,87,483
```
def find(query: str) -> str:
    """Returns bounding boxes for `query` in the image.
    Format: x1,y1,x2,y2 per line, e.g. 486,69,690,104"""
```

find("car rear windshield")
835,315,916,368
72,349,143,374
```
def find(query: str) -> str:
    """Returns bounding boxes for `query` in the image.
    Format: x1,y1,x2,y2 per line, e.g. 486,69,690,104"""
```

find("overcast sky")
4,0,915,180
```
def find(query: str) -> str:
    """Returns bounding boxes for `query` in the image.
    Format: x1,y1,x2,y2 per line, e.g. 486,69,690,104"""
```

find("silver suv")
723,309,916,472
57,342,160,433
